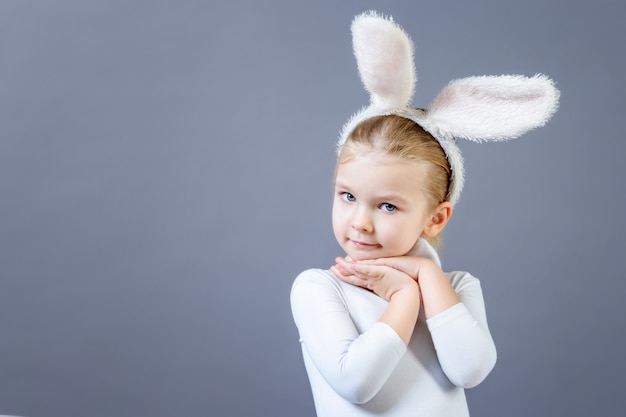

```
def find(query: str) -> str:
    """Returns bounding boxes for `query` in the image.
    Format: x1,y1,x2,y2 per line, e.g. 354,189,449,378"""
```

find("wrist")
415,259,442,283
390,282,421,303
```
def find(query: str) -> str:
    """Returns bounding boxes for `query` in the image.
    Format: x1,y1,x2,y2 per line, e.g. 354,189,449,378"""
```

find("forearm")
417,260,461,319
331,257,422,345
427,303,497,387
425,272,497,387
378,283,421,345
291,270,408,403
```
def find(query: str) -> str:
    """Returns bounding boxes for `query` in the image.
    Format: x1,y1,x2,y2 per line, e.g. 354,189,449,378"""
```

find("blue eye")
341,192,356,202
381,203,397,212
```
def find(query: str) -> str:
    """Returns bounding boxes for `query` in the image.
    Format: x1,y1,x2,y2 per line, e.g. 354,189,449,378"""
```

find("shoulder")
292,268,337,289
291,268,345,301
290,269,351,324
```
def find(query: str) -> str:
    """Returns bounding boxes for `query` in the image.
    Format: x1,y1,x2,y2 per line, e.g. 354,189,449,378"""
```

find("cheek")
382,217,422,247
331,201,343,233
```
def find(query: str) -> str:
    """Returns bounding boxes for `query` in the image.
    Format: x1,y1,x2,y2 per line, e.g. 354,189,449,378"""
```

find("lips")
349,239,380,249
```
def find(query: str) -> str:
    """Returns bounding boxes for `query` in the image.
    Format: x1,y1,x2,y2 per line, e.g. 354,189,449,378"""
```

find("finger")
331,264,351,277
358,257,399,267
333,260,374,281
349,262,374,276
335,257,358,274
330,266,344,278
358,257,416,277
332,268,368,288
349,262,389,279
333,265,346,276
335,256,353,265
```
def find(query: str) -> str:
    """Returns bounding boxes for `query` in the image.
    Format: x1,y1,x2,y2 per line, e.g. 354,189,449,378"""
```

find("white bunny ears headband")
338,11,560,206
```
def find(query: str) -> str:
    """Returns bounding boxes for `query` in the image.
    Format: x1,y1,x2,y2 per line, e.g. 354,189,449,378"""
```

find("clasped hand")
331,256,429,302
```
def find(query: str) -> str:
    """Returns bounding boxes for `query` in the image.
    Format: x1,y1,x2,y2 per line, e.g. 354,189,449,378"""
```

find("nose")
351,209,373,233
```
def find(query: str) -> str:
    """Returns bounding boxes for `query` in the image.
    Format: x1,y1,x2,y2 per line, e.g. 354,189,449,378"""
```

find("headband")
338,11,560,206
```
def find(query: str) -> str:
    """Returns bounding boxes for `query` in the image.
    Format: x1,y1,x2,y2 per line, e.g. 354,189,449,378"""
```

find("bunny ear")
426,74,560,142
352,11,416,109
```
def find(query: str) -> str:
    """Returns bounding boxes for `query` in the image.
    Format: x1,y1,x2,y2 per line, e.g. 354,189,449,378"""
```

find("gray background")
1,0,624,416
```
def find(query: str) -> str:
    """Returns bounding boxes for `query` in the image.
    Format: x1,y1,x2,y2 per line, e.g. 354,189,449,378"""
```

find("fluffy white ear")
352,11,416,109
426,74,560,142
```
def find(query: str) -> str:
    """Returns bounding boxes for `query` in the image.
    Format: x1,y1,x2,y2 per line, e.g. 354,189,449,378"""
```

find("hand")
359,256,460,319
356,256,436,282
331,256,418,302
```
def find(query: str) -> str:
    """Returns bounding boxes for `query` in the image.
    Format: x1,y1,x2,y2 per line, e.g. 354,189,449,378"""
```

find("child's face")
332,150,435,261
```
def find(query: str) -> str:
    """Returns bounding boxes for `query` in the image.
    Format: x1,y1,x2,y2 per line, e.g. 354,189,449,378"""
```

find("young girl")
291,11,558,417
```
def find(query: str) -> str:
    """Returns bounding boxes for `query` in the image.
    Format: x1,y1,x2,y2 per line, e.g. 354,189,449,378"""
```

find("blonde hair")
338,115,451,247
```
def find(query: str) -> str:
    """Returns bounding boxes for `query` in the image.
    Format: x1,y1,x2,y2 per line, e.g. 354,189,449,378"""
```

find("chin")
343,249,375,262
346,249,386,262
354,249,412,261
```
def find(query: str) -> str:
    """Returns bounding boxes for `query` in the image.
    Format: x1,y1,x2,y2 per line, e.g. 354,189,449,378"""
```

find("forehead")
335,150,428,197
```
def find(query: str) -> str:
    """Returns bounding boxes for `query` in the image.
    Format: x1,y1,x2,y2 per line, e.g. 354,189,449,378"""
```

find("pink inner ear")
352,16,416,109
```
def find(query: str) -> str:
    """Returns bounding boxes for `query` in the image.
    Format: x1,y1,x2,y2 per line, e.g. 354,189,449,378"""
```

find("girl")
291,11,558,417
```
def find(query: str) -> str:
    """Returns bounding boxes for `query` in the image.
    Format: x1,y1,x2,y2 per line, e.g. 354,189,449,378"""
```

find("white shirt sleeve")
426,272,497,388
290,270,407,404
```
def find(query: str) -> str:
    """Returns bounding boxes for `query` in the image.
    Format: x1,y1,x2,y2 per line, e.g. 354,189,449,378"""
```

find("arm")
426,272,497,388
332,257,421,345
355,256,459,319
290,270,408,404
351,257,497,387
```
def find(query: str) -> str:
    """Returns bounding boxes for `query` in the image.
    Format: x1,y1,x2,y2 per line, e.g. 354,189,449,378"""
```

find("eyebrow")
333,180,349,189
377,193,409,206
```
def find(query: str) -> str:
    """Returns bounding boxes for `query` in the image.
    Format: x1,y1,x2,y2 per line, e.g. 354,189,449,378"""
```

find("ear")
427,74,560,142
422,202,453,238
351,11,416,109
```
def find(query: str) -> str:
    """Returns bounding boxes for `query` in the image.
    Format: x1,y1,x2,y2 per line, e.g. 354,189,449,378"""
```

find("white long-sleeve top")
290,240,497,416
